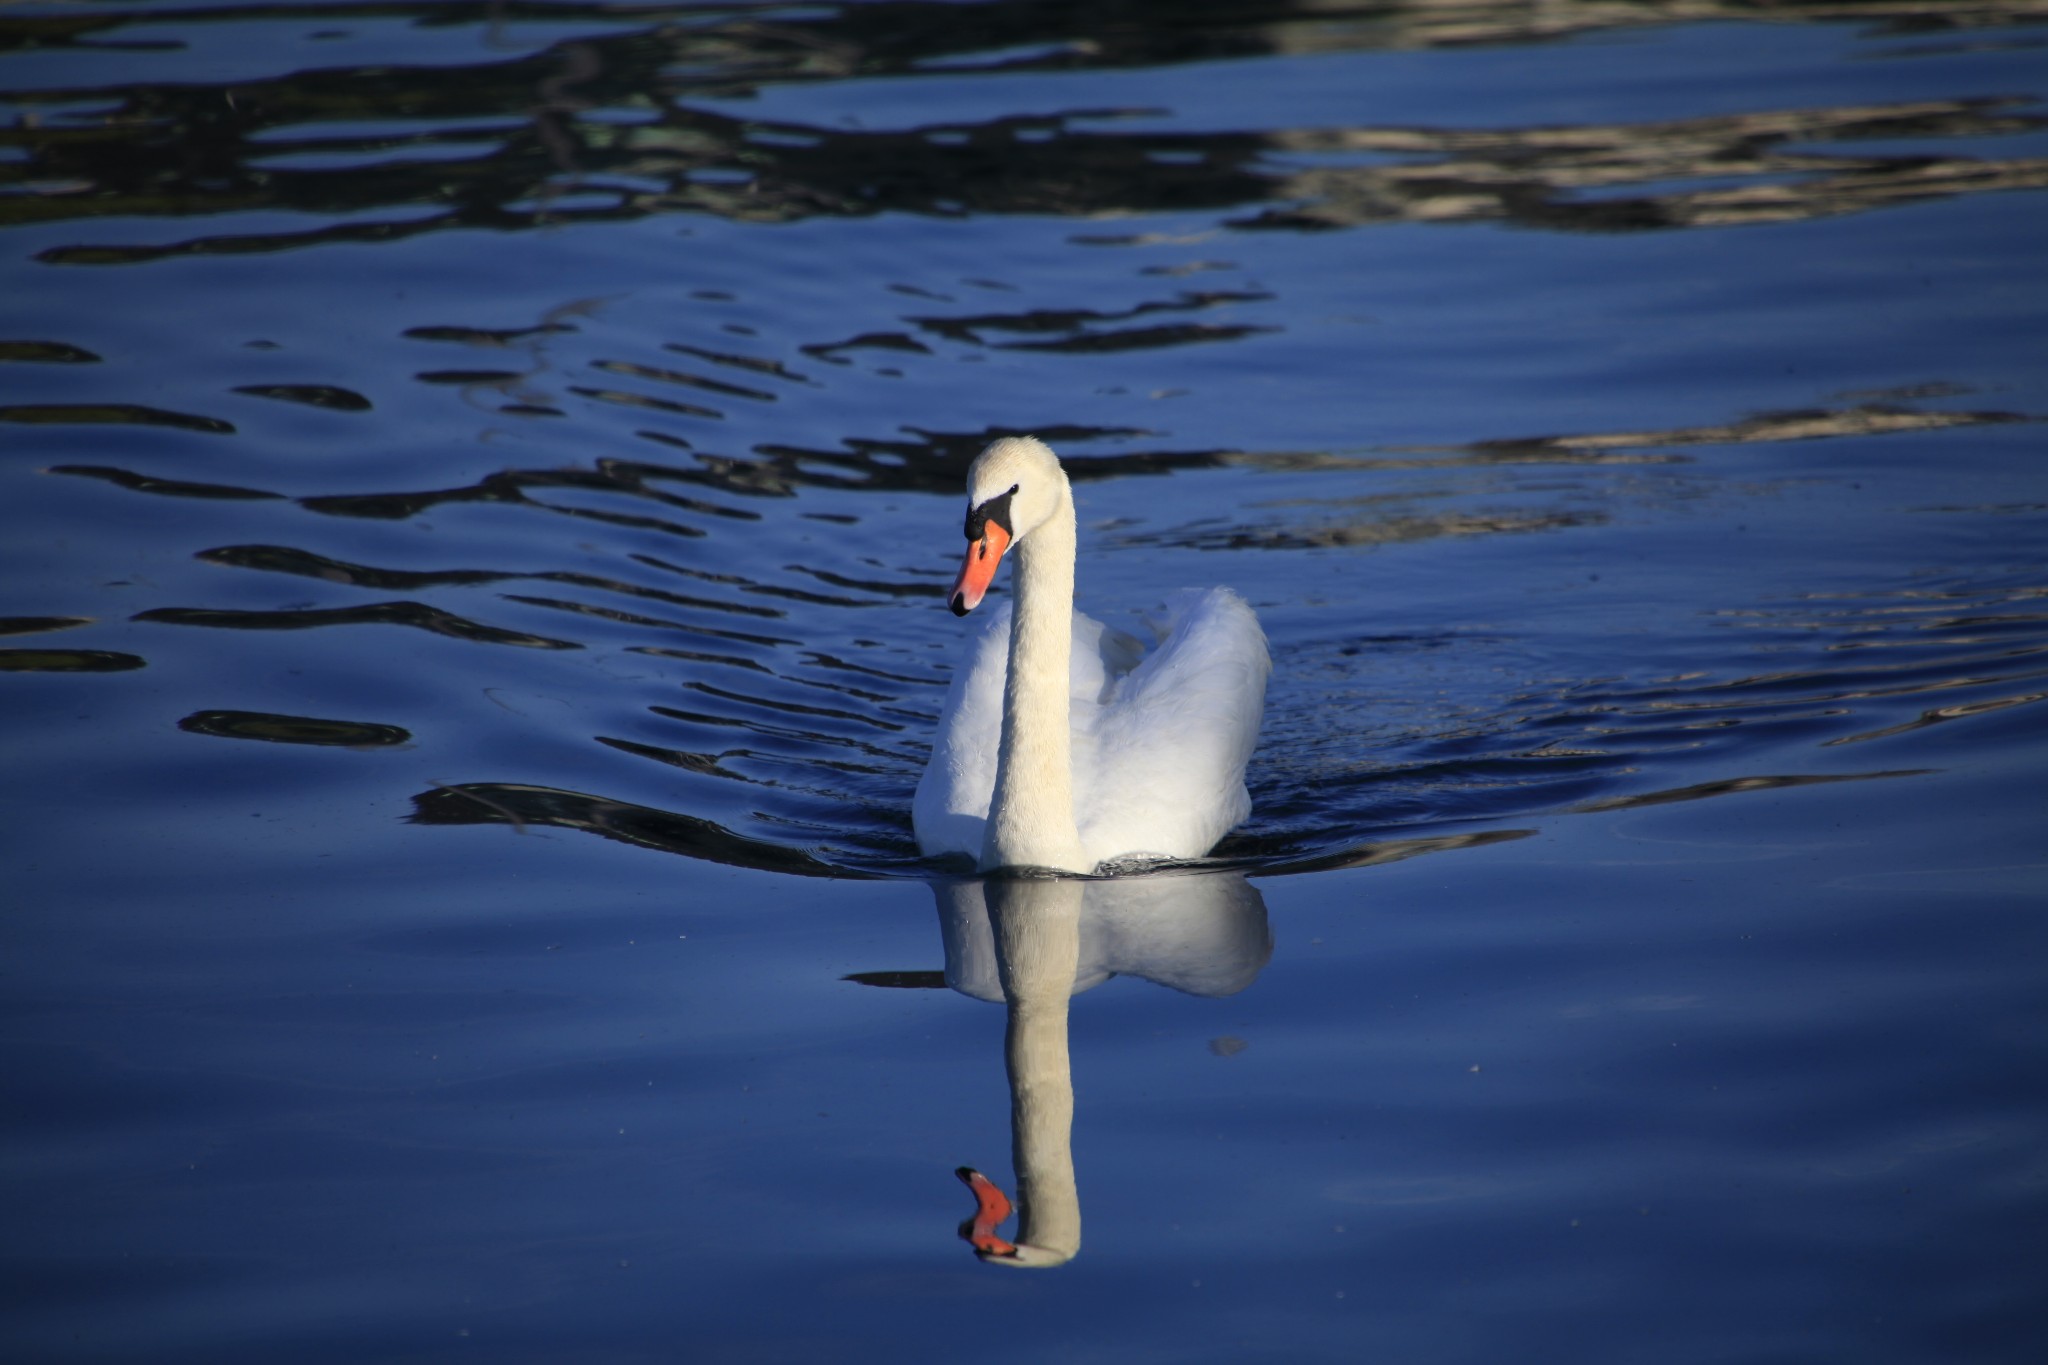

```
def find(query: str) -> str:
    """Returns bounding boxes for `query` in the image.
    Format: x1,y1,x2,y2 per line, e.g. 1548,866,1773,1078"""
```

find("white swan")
914,436,1270,875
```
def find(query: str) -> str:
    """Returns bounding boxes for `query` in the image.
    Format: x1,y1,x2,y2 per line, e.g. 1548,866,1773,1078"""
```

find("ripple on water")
2,6,2046,1360
2,0,2043,890
43,409,2033,880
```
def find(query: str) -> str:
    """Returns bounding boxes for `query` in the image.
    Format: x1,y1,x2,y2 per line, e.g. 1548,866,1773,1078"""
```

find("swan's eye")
964,484,1019,542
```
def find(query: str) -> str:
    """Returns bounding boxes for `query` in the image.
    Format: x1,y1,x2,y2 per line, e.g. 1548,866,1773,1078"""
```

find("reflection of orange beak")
948,522,1011,616
955,1166,1019,1258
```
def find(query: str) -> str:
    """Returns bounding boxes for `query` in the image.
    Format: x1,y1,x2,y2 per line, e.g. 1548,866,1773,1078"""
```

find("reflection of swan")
937,871,1272,1268
934,872,1272,1002
914,437,1269,875
965,876,1084,1267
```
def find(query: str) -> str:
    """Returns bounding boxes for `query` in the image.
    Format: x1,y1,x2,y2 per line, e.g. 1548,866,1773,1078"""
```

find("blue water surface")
2,2,2045,1361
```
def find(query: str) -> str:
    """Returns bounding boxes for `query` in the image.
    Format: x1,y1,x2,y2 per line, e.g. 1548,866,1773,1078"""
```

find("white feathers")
914,436,1269,874
1072,587,1269,867
914,587,1270,870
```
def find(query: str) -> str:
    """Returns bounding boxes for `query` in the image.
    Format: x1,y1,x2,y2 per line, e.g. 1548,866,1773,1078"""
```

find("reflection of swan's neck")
983,487,1087,874
990,878,1082,1266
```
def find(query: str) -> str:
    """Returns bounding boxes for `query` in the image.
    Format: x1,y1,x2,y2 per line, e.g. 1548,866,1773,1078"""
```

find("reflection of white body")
936,873,1273,1002
914,437,1270,874
936,872,1272,1268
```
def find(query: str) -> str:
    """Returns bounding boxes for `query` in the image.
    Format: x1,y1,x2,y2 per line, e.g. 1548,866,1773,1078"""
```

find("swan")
913,436,1269,875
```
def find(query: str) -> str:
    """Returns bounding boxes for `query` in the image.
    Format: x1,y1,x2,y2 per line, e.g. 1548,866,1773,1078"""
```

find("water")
3,2,2045,1360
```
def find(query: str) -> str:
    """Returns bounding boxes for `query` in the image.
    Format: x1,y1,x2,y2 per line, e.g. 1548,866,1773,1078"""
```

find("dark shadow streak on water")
410,780,871,879
7,3,2045,266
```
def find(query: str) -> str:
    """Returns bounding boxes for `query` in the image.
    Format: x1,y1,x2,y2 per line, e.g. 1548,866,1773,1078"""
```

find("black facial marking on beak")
949,591,970,617
964,484,1019,542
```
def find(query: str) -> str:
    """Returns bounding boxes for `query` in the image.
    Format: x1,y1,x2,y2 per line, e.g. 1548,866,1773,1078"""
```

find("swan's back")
914,588,1268,868
1072,588,1268,866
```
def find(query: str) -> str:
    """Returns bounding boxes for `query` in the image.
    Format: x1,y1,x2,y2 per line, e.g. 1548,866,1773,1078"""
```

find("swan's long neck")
992,877,1083,1267
982,486,1089,874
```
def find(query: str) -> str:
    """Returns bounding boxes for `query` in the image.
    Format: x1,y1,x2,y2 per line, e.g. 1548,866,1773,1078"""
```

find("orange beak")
955,1166,1019,1259
948,521,1011,616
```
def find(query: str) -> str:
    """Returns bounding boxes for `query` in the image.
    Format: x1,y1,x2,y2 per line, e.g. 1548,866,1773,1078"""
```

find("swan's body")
914,437,1269,875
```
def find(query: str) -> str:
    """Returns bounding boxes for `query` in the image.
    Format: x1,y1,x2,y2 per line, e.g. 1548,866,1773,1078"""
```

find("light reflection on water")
2,1,2045,1360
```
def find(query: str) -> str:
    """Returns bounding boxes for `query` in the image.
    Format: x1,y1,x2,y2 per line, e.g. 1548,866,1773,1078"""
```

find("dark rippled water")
4,3,2046,1361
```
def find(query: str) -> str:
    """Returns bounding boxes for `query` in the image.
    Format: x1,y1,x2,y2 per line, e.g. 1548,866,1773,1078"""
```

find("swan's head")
955,1166,1075,1269
948,436,1069,617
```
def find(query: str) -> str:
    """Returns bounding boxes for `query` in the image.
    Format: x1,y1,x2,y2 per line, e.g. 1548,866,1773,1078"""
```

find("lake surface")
3,2,2045,1360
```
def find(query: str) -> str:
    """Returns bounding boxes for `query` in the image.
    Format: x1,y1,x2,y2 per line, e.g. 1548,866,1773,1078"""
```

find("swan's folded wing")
1074,587,1270,864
